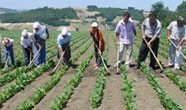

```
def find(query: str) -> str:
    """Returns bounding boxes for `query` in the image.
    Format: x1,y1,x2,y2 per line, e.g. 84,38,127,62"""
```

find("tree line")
0,6,78,26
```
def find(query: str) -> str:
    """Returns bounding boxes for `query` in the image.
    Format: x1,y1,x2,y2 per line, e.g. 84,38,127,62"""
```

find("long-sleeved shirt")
33,26,48,49
21,32,33,48
33,26,48,40
167,21,186,41
57,33,71,48
141,18,162,38
115,20,136,44
3,38,14,47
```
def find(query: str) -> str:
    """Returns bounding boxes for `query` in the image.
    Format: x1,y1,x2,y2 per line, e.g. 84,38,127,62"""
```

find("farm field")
0,30,186,110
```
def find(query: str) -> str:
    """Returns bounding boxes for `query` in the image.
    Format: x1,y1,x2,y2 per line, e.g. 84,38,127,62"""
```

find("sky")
0,0,184,11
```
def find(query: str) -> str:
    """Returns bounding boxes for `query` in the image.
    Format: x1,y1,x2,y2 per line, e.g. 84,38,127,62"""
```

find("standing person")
135,13,162,70
167,16,186,70
21,29,33,66
2,37,15,67
32,22,49,67
90,22,105,70
57,28,71,64
114,12,137,69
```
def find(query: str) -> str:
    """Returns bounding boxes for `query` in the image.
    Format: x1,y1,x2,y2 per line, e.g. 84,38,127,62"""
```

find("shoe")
134,65,140,69
149,66,155,70
172,67,180,71
113,63,120,68
166,65,174,68
93,64,97,68
126,65,130,70
37,65,41,68
94,66,99,70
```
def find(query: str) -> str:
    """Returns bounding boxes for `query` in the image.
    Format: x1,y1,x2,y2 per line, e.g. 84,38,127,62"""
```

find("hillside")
0,7,17,14
0,6,145,31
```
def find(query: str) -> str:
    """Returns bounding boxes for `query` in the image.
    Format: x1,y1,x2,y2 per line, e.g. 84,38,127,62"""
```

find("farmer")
2,37,15,67
57,28,71,64
167,16,186,70
90,22,105,70
135,13,162,70
114,12,137,69
21,29,33,66
32,22,49,67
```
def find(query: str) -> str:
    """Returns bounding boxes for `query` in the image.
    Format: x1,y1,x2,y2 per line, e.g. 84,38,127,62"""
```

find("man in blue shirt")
57,28,71,64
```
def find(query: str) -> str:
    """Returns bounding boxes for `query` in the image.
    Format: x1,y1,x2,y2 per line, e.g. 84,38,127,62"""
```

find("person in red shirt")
90,22,105,70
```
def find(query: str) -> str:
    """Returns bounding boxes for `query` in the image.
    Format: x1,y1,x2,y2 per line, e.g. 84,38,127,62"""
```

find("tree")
176,1,186,19
151,1,176,27
151,1,164,14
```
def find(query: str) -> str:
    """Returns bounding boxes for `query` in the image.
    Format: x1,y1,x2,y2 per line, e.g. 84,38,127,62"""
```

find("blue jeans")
4,45,15,67
33,45,46,66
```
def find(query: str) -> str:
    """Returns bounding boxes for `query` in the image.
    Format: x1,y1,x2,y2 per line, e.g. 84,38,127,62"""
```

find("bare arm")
167,30,171,41
116,33,120,45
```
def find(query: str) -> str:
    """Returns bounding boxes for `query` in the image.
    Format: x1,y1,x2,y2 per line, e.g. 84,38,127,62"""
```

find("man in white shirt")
2,37,15,67
32,22,49,67
21,29,33,66
167,16,186,70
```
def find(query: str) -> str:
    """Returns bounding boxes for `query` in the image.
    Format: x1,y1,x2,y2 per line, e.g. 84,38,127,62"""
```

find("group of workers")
0,11,185,72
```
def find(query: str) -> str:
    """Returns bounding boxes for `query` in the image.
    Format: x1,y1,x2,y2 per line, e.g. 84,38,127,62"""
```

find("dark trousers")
22,46,32,66
94,46,102,67
57,44,71,63
137,37,159,68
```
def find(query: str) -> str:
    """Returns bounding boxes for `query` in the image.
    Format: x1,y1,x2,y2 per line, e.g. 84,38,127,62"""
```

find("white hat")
33,22,41,29
61,28,68,35
91,22,98,27
21,29,28,37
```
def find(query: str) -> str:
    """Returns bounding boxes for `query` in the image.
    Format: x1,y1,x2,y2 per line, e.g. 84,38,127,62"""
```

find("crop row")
16,38,93,110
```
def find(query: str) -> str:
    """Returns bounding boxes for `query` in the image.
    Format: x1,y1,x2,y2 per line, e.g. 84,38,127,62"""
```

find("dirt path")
64,57,98,110
134,43,186,109
128,45,164,110
98,36,125,110
0,40,91,110
153,51,186,108
33,44,93,110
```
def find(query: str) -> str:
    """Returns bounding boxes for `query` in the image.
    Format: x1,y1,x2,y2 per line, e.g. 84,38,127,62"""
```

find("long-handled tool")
95,46,111,75
170,40,186,60
144,38,164,72
27,49,41,68
50,52,64,75
116,46,119,74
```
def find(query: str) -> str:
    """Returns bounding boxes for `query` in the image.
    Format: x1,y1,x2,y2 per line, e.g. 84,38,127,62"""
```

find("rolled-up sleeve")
182,27,186,40
115,22,121,35
132,22,137,30
167,22,173,31
141,19,147,30
57,35,62,48
154,22,162,38
21,37,27,48
68,33,72,42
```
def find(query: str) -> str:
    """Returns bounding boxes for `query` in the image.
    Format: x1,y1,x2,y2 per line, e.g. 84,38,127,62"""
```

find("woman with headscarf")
57,28,71,65
32,22,49,67
21,29,33,66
